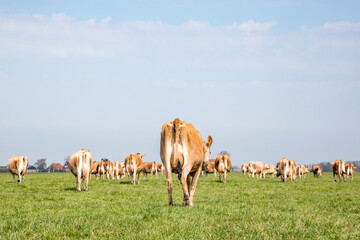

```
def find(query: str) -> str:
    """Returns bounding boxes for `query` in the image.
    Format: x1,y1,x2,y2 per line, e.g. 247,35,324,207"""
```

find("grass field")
0,172,359,239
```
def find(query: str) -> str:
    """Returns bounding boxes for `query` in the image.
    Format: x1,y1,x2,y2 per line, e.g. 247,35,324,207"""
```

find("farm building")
47,163,64,172
27,165,36,173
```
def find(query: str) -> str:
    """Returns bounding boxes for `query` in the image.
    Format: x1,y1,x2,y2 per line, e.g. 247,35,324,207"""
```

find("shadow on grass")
64,187,77,191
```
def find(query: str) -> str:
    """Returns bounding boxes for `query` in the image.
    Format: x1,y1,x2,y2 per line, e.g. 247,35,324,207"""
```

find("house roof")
50,163,63,170
28,165,36,169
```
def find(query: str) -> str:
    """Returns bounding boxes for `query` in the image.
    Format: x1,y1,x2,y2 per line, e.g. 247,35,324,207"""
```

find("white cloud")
323,21,360,31
227,20,276,32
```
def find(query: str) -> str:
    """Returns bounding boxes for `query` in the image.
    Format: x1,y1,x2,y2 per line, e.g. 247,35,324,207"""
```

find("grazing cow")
215,154,231,183
125,153,145,185
98,160,107,180
345,163,356,181
69,149,92,191
156,163,165,175
205,160,217,177
91,161,99,179
248,162,266,178
119,162,126,179
160,118,213,206
277,158,296,182
296,164,309,179
330,160,346,182
142,161,157,178
113,161,121,180
310,165,323,177
8,155,29,183
241,163,248,175
263,164,277,178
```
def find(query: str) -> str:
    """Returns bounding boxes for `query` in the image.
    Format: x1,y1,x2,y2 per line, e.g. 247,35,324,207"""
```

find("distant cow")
142,161,157,178
8,155,29,183
330,160,346,182
277,158,296,182
310,165,322,177
215,154,231,183
156,163,165,175
69,149,92,191
248,162,266,178
160,118,213,206
345,163,356,181
241,163,248,175
98,160,107,180
263,164,277,178
125,153,145,185
113,161,121,180
296,164,309,179
205,160,217,177
90,161,99,180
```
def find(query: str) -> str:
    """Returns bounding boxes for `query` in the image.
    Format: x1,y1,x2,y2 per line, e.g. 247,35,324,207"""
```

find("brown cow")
296,164,309,179
345,163,356,181
160,118,213,206
91,161,99,179
69,149,92,191
263,164,277,178
156,163,165,175
241,163,248,175
98,159,107,180
330,160,346,182
8,155,29,183
215,154,231,183
125,153,145,185
310,165,322,177
205,160,217,177
248,162,266,178
277,158,296,182
142,161,157,178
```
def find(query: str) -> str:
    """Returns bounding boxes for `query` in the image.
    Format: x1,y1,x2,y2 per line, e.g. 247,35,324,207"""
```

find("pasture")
1,172,359,239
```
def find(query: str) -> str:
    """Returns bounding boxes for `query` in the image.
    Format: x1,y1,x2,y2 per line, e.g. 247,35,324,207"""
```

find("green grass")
0,172,359,239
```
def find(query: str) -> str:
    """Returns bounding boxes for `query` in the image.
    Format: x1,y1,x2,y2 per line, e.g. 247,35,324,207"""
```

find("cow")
119,161,126,179
310,165,322,177
215,154,231,183
98,159,107,180
262,164,277,178
345,163,356,181
105,160,114,180
156,163,165,175
277,158,296,182
241,163,248,175
69,149,92,191
205,160,217,177
330,160,346,182
247,162,266,178
296,164,309,179
142,161,157,178
113,161,121,180
125,153,145,185
91,161,99,180
160,118,213,206
8,155,29,183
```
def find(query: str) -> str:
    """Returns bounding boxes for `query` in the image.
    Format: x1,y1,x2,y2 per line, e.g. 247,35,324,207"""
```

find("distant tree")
34,158,47,172
219,150,230,158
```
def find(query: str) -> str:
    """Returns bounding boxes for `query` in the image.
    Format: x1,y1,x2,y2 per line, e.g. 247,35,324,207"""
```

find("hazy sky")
1,1,360,167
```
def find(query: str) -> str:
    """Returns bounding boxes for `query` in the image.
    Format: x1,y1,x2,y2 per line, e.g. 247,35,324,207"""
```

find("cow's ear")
207,135,213,148
141,154,145,158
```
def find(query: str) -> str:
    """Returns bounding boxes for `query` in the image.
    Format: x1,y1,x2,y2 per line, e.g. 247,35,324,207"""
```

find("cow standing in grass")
69,149,92,191
310,165,322,177
160,118,213,206
125,153,145,185
215,154,231,183
241,163,248,175
205,160,217,177
296,164,309,179
263,164,277,178
8,155,29,183
330,160,346,182
142,161,157,178
277,158,296,182
248,162,266,178
91,161,99,180
345,163,356,181
98,160,107,180
156,163,165,175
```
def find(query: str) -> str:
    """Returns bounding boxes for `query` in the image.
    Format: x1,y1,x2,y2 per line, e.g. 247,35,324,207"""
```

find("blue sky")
0,1,359,167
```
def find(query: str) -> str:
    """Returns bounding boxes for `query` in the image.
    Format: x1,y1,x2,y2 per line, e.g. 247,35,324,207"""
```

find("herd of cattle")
6,118,357,206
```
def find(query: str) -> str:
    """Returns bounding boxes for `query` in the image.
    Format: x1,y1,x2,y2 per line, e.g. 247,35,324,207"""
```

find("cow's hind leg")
180,170,191,206
188,164,203,206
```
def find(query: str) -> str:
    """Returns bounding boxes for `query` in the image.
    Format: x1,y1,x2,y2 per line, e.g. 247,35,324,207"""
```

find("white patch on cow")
78,154,83,178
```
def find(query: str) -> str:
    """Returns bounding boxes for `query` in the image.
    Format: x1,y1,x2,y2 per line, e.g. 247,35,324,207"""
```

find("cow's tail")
78,152,83,179
174,118,182,180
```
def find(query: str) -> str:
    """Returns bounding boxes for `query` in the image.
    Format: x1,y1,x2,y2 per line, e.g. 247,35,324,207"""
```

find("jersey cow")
142,161,157,178
8,155,29,183
248,162,266,178
160,118,213,206
157,163,165,175
215,154,231,183
345,163,356,181
330,160,346,182
205,160,217,177
125,153,145,185
310,165,322,177
69,149,92,191
296,164,309,179
277,158,296,182
241,163,248,175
